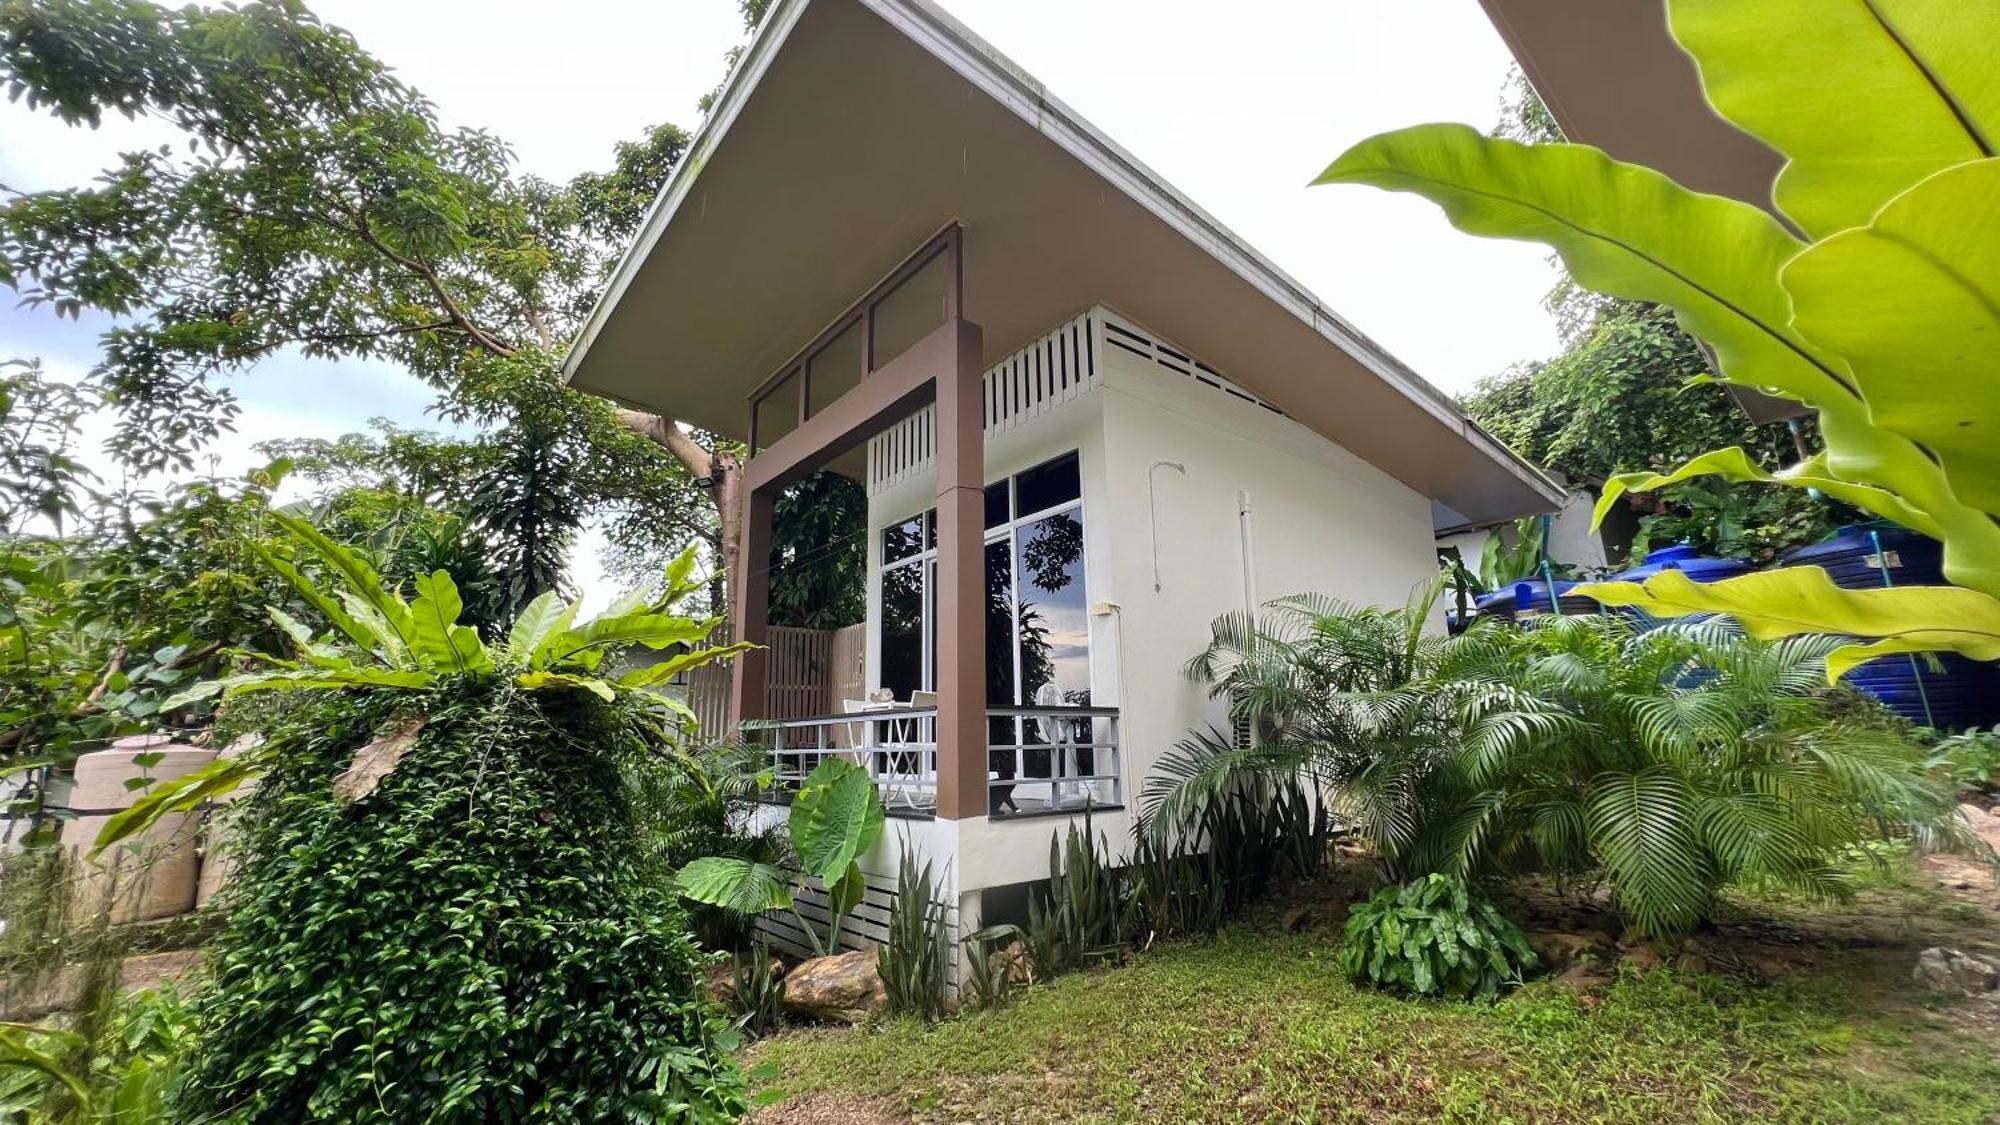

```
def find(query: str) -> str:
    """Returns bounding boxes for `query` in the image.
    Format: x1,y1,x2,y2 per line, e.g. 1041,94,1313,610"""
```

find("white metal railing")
746,705,1121,819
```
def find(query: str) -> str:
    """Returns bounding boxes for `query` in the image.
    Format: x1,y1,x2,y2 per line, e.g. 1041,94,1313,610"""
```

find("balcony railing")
746,705,1121,819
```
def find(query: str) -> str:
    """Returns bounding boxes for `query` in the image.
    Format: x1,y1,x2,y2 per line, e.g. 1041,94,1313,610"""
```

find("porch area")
746,704,1122,819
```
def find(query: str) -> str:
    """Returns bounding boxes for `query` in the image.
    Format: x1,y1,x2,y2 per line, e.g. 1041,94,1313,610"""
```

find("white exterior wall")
843,308,1441,909
1089,325,1438,867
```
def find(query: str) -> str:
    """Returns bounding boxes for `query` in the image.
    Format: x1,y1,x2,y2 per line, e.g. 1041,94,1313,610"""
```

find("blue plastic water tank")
1780,524,2000,730
1475,579,1598,622
1604,543,1753,585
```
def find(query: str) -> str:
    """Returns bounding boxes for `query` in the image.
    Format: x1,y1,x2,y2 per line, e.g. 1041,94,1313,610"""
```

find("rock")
1281,906,1314,933
1618,943,1663,972
1913,947,2000,996
782,949,886,1023
990,940,1032,985
1526,931,1613,972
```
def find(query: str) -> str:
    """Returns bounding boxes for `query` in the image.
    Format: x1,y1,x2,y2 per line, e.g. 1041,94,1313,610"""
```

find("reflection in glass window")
883,515,924,563
1015,451,1080,516
1015,511,1089,708
880,561,924,703
872,449,1092,812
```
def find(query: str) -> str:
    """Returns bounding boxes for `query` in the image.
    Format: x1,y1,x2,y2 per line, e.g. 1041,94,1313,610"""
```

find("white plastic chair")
839,699,887,768
1034,682,1088,810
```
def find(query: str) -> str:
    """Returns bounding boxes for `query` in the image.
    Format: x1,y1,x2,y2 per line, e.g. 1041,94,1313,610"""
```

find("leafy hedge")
182,681,745,1122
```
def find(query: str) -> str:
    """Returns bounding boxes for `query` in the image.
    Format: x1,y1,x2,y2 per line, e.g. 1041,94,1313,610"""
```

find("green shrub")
878,850,950,1023
1928,727,2000,794
1341,874,1537,1002
180,682,745,1122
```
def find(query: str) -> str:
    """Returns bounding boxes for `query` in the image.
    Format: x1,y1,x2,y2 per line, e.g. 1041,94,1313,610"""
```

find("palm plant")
1426,615,1973,937
1144,580,1468,876
1152,591,1974,939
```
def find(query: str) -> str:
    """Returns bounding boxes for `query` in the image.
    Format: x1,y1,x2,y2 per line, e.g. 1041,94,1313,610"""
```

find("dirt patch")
749,1090,905,1125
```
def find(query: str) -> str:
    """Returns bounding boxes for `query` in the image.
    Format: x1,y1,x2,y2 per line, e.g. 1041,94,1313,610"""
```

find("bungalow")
563,0,1561,957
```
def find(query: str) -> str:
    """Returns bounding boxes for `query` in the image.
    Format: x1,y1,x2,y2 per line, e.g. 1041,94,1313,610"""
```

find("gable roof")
563,0,1564,526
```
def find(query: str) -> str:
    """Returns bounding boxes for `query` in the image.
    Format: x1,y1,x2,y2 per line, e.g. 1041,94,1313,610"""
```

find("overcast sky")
2,0,1561,597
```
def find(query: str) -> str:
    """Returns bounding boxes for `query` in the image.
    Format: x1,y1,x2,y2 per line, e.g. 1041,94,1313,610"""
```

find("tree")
1317,0,2000,675
0,1,744,614
1463,304,1836,562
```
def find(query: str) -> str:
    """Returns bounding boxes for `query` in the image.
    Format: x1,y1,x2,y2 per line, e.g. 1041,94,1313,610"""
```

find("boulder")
782,949,886,1023
707,955,786,1004
989,940,1033,986
1525,930,1613,973
1913,947,2000,996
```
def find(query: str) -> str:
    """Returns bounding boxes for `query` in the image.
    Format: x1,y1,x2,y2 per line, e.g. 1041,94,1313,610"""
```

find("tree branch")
618,410,713,480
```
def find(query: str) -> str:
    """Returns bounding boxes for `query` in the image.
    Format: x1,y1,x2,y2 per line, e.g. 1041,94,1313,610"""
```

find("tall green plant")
674,756,885,958
1157,596,1972,940
878,849,950,1023
1147,581,1464,875
1316,0,2000,677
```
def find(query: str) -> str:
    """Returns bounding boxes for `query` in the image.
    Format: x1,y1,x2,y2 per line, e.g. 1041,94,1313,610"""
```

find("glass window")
870,249,950,370
1015,451,1080,517
883,515,924,564
807,317,863,417
880,561,924,703
872,448,1092,810
753,369,800,453
1016,510,1090,709
984,481,1009,530
984,538,1016,709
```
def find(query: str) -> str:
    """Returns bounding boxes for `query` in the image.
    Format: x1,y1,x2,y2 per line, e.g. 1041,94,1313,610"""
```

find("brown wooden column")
729,488,774,725
933,320,986,820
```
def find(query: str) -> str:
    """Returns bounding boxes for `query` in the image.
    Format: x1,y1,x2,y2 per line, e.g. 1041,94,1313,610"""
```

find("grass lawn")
749,853,2000,1123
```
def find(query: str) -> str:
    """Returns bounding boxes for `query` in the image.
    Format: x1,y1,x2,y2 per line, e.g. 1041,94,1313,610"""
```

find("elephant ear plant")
675,756,886,957
1318,0,2000,679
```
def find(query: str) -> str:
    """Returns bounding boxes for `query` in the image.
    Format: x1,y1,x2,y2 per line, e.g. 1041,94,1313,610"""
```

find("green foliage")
728,937,786,1039
1318,0,2000,674
767,472,866,630
1479,515,1551,588
179,681,746,1122
958,923,1026,1011
3,427,298,770
0,843,199,1124
1461,304,1837,563
674,756,884,957
1025,820,1126,977
628,739,787,949
878,849,950,1023
100,523,747,854
1341,874,1537,1001
1149,581,1460,876
1927,727,2000,794
0,0,720,601
1159,591,1973,939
